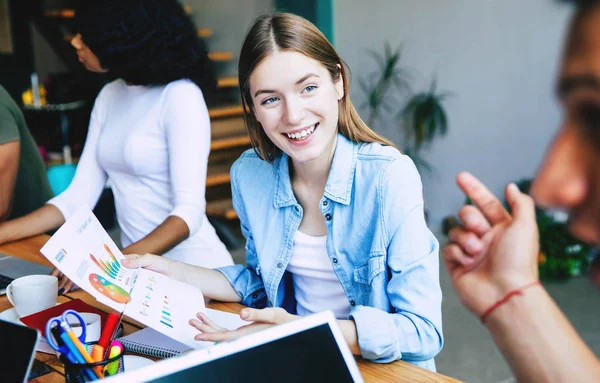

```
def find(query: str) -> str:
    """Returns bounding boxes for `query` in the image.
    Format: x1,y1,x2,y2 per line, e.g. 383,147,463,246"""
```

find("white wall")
334,0,573,228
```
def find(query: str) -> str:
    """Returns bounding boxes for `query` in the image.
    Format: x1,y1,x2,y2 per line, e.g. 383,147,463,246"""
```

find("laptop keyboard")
0,274,14,289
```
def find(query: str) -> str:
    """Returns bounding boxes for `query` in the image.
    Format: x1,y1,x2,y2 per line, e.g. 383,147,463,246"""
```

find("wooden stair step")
64,28,214,41
46,6,192,18
206,199,237,220
208,52,234,62
198,28,213,38
211,136,250,151
206,164,231,187
209,105,245,119
46,5,191,18
44,9,75,18
211,117,250,150
217,76,239,88
211,117,245,139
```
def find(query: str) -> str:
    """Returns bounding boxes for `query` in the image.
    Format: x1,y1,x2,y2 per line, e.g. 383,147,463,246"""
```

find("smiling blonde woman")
123,12,443,371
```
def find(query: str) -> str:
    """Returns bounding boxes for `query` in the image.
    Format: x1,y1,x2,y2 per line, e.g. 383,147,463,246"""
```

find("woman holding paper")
0,0,233,292
123,13,442,370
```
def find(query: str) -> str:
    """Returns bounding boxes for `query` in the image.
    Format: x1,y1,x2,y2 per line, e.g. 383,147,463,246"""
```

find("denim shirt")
217,133,443,371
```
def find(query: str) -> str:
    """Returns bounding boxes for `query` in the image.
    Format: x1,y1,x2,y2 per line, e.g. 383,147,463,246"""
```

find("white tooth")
301,130,307,137
287,133,292,138
292,133,299,139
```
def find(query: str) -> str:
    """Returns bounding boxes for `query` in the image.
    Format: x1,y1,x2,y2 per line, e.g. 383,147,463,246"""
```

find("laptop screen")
148,323,356,383
0,320,39,383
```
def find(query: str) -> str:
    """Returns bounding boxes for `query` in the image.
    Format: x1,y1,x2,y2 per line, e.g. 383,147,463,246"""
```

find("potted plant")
399,81,450,173
361,43,450,175
359,42,412,127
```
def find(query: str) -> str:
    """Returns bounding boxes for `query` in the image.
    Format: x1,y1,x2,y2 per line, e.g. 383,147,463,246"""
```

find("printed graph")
161,295,173,328
89,244,124,281
136,275,172,327
89,273,130,304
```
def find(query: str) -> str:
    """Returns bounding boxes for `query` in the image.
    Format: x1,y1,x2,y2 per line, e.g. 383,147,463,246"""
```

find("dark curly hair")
75,0,216,100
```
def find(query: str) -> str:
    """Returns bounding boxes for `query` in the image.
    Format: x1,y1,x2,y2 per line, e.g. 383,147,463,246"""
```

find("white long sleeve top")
48,79,233,268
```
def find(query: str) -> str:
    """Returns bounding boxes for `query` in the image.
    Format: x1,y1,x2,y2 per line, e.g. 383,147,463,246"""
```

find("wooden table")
0,235,462,383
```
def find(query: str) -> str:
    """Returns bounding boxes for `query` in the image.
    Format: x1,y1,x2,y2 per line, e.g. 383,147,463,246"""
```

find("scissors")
45,309,87,363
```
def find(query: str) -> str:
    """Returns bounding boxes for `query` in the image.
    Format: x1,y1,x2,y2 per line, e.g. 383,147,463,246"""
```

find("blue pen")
61,333,98,381
50,326,77,364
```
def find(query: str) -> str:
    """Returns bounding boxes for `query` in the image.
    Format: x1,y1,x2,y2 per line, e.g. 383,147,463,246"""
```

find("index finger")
457,172,511,225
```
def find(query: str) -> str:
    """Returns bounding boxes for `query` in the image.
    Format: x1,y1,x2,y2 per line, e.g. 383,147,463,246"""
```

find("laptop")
0,256,53,295
105,311,364,383
0,319,40,383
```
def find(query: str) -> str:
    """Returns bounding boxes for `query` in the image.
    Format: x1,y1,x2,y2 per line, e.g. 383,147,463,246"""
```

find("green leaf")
399,80,451,150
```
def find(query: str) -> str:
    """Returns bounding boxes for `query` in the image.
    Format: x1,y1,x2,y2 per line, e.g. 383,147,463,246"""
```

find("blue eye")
261,97,279,105
303,85,317,93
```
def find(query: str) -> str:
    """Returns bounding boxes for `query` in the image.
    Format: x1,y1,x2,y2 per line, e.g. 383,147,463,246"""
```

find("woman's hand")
121,253,178,278
50,268,79,294
190,307,298,342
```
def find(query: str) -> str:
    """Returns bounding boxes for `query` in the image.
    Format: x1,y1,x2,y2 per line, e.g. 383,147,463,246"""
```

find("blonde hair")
238,12,395,162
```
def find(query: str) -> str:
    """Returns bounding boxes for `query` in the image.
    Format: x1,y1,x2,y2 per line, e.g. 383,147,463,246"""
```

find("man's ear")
335,63,345,100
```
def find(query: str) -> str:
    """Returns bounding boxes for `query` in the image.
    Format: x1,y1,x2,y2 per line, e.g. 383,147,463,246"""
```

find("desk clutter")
5,297,163,381
59,339,125,382
28,302,128,381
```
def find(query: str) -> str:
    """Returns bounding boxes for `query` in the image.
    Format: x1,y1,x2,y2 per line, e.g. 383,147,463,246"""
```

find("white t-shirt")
48,79,233,268
287,230,351,319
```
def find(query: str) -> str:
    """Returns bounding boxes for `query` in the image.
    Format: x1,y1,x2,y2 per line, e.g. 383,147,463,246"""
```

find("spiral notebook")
118,327,192,359
118,308,250,359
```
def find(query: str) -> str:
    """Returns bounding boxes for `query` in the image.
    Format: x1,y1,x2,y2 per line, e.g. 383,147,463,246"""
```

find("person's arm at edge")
0,140,19,221
0,204,65,243
485,284,600,382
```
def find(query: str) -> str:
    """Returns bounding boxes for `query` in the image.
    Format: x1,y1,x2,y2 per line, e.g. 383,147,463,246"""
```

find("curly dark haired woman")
0,0,233,292
74,0,217,97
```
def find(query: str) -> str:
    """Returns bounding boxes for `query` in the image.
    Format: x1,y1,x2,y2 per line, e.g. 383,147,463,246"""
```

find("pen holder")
60,342,125,382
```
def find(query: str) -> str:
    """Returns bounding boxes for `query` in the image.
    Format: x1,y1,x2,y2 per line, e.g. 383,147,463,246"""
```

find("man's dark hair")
75,0,216,99
558,0,599,11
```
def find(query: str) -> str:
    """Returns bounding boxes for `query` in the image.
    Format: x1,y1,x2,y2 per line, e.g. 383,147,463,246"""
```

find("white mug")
69,313,102,343
6,275,58,317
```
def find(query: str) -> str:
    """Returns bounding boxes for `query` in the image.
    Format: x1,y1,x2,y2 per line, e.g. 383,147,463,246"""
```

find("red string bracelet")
480,281,541,324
